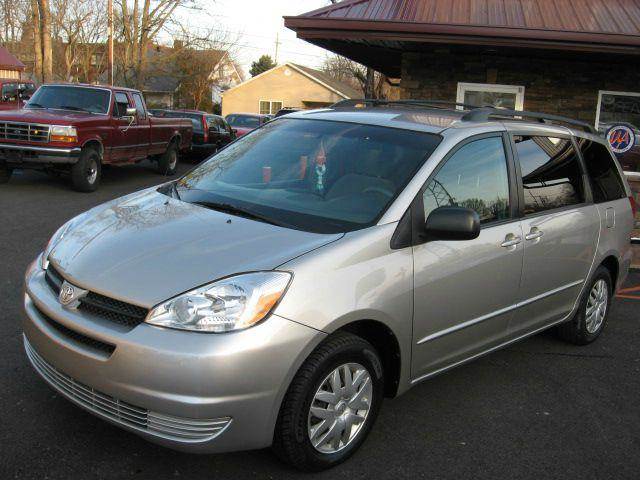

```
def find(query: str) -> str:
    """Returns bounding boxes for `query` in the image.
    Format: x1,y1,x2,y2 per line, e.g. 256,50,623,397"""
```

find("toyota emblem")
59,284,76,305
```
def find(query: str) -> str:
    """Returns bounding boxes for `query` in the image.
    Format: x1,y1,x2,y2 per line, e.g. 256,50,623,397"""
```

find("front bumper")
0,143,81,165
22,262,325,453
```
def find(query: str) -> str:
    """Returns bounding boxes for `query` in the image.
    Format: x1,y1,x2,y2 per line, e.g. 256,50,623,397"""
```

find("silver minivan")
23,103,635,470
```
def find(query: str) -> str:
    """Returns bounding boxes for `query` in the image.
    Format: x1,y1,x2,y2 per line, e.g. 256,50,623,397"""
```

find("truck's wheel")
158,141,178,176
71,147,101,192
0,165,12,184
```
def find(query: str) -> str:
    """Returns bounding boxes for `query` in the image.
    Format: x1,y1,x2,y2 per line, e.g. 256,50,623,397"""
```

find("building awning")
285,0,640,76
0,46,25,72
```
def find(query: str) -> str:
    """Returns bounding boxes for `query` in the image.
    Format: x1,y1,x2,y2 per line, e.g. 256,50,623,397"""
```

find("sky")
184,0,334,75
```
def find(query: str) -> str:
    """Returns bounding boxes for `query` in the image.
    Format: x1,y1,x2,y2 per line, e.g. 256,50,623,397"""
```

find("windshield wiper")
171,181,181,200
192,200,291,228
59,105,91,113
25,102,46,109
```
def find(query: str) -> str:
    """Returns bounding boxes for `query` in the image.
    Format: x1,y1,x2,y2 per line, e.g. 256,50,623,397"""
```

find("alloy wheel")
307,362,373,454
585,279,608,334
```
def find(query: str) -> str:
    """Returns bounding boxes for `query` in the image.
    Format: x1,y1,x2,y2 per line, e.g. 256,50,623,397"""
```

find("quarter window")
514,136,585,215
577,139,626,203
423,137,511,224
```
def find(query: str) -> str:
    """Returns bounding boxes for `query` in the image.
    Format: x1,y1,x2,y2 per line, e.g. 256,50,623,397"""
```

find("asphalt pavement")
1,163,639,480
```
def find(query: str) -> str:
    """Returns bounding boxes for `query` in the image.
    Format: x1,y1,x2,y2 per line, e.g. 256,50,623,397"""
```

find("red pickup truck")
0,84,193,191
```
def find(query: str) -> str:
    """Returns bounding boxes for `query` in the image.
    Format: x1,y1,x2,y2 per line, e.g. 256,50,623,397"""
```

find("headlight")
50,125,78,143
146,272,292,333
41,221,74,270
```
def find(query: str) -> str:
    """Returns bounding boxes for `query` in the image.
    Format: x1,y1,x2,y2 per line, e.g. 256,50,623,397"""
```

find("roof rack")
461,107,597,134
331,98,479,111
331,99,597,134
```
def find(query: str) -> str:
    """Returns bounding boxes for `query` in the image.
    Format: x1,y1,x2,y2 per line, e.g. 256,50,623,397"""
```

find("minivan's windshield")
26,85,110,114
175,118,441,233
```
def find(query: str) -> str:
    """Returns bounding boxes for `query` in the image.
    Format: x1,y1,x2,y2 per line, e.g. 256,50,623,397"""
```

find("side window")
114,92,129,117
132,93,146,119
423,136,511,224
577,138,626,203
209,116,223,132
514,136,585,215
1,83,18,101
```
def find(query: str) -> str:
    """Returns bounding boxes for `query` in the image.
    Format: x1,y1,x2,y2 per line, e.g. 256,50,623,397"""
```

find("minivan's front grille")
34,304,115,355
0,122,50,143
79,291,149,328
45,264,149,329
24,337,232,442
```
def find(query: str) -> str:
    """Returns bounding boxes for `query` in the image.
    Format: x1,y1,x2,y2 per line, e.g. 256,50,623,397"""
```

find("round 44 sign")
606,125,636,155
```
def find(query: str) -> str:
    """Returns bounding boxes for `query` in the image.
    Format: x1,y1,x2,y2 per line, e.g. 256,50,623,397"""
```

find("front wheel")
71,147,101,192
157,142,178,176
0,165,12,183
273,333,384,471
555,265,613,345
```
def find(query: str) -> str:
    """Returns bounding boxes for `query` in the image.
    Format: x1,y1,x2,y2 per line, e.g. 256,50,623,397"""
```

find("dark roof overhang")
285,16,640,77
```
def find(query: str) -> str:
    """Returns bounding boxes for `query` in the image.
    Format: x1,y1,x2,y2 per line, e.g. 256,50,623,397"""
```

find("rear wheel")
555,266,613,345
157,141,178,176
273,332,384,471
0,165,12,183
70,147,101,192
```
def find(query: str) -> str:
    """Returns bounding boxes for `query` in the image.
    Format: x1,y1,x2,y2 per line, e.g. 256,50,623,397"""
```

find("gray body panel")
48,189,342,308
22,108,634,452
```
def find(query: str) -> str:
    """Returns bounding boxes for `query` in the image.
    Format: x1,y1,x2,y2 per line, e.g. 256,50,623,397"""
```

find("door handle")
525,227,544,241
501,234,522,248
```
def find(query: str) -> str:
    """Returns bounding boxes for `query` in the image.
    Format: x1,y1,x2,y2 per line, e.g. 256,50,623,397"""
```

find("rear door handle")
525,227,544,241
501,234,522,248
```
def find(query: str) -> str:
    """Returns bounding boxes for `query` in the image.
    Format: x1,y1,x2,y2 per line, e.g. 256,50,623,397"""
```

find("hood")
0,108,100,124
49,189,342,307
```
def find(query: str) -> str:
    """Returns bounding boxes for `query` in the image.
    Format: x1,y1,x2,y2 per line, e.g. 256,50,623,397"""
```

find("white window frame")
595,90,640,131
456,82,525,111
258,99,283,115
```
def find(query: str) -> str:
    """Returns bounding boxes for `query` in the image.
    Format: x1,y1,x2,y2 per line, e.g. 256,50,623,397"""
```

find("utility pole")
274,32,280,64
107,0,114,85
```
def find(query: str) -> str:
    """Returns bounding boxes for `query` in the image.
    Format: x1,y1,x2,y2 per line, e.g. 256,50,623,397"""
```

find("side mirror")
423,206,480,241
125,107,137,117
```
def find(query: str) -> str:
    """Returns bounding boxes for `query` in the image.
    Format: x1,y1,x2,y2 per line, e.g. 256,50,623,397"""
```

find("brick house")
285,0,640,264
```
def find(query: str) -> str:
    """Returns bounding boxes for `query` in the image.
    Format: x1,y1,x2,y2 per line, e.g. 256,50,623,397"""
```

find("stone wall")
400,48,640,124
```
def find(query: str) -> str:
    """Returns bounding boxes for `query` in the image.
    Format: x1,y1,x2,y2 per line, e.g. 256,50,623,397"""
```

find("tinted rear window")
577,138,627,203
514,136,586,215
162,111,203,131
226,115,261,128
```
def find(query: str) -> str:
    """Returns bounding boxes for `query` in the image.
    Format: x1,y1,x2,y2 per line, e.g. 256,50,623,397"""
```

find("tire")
555,265,613,345
0,165,12,183
157,141,178,176
70,147,101,192
273,332,384,471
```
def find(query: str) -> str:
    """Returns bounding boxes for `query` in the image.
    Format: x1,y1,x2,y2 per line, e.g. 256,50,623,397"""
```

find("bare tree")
29,0,44,80
114,0,206,89
321,53,386,99
0,0,29,45
37,0,53,81
51,0,106,81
